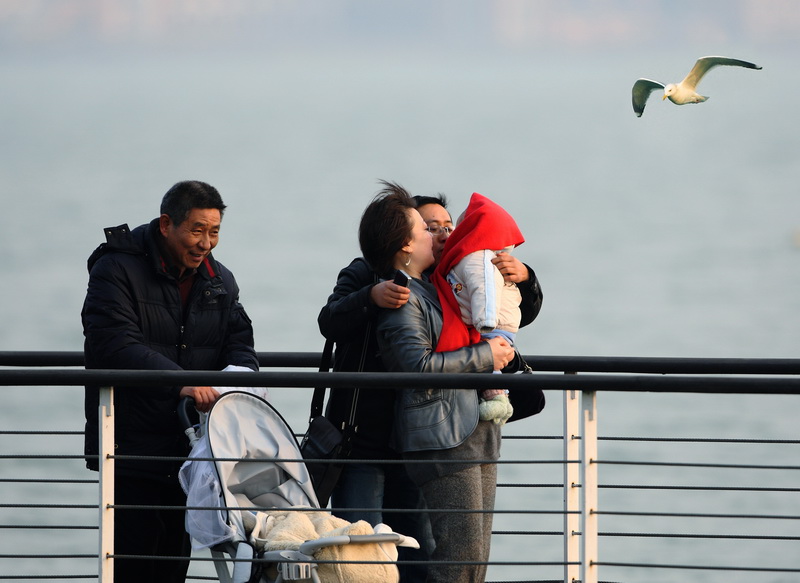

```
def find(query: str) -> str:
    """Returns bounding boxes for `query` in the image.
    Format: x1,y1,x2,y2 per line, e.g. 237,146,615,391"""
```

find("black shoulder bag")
299,335,363,507
506,351,546,422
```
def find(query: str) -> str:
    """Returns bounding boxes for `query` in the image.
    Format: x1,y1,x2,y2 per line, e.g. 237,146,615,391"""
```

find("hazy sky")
2,0,798,57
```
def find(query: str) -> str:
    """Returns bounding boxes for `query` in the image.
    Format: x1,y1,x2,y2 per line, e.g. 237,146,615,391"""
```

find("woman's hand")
486,337,515,371
370,280,410,309
180,386,220,413
481,389,507,399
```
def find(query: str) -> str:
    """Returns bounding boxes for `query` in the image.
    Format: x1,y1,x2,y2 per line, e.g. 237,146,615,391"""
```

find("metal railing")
1,351,800,583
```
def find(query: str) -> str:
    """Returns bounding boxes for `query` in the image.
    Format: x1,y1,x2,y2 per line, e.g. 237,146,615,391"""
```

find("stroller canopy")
180,391,319,550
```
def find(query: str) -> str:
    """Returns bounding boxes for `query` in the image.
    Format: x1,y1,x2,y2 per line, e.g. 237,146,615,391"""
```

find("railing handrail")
2,351,800,375
3,351,800,582
2,368,800,395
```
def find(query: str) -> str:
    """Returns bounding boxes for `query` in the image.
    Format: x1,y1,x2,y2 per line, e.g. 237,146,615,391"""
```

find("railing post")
581,390,598,583
563,381,580,583
98,386,114,583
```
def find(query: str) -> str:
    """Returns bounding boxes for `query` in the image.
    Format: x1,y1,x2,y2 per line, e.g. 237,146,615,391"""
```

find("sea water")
1,49,798,581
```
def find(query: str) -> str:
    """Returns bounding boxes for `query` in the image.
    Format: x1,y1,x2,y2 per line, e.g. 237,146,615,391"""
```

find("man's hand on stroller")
180,386,221,412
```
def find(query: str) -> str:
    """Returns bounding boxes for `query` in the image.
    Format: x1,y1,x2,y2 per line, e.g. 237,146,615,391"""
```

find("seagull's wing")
631,78,665,117
681,56,762,90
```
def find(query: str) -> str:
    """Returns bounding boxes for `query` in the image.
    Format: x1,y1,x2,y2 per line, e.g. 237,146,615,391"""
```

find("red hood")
432,193,524,352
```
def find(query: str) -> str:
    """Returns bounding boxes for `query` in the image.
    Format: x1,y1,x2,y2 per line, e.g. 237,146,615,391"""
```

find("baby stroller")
178,390,418,583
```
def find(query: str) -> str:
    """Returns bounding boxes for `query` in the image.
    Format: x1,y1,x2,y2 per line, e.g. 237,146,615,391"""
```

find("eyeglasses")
425,225,453,236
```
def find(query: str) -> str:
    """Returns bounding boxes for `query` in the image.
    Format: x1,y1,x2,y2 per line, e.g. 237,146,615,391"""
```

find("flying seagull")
632,56,762,117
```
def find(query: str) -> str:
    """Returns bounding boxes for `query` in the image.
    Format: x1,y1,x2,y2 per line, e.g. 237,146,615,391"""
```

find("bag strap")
309,338,335,421
517,350,534,374
345,271,378,427
312,270,378,426
308,327,368,426
346,319,371,426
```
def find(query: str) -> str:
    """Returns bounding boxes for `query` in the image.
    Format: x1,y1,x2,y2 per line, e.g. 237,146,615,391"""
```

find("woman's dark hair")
160,180,227,225
359,180,416,278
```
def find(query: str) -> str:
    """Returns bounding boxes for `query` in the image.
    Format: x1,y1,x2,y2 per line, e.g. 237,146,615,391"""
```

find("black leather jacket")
376,278,494,452
82,220,258,480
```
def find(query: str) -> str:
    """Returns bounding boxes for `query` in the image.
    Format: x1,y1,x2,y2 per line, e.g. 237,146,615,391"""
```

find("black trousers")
113,475,191,583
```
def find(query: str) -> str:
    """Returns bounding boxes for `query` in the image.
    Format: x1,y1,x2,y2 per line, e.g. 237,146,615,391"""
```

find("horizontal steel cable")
497,483,564,488
0,431,83,436
0,455,88,460
599,484,800,492
0,576,95,581
4,430,797,444
108,552,574,568
107,454,575,464
596,510,800,520
0,478,96,484
493,530,564,536
595,560,800,573
0,525,95,529
109,504,572,516
600,435,800,444
599,531,800,541
0,554,95,559
0,504,96,509
596,459,800,470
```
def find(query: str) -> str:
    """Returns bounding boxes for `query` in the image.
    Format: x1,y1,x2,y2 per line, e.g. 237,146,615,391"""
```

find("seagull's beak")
662,94,668,100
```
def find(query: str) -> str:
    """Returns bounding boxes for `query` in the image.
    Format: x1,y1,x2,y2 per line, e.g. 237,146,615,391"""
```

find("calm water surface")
1,50,798,581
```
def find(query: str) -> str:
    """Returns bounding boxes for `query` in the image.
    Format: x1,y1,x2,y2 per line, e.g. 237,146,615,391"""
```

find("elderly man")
82,180,258,582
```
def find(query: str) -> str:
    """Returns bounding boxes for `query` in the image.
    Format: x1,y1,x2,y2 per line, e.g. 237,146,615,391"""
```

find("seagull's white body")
632,56,762,117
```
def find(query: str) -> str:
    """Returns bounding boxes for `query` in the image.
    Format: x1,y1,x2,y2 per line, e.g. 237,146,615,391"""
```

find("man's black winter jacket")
82,219,258,481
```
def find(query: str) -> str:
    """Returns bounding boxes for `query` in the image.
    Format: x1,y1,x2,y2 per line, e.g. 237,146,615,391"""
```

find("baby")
432,192,525,425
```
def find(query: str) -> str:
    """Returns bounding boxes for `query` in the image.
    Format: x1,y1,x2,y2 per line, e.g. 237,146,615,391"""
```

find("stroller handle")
178,396,196,430
178,396,201,447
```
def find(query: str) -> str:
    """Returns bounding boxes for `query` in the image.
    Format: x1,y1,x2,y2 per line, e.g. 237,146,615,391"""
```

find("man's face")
417,203,453,266
405,208,435,273
159,208,221,275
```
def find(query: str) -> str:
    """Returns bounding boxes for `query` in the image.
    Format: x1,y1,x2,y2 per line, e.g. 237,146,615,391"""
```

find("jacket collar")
86,219,219,282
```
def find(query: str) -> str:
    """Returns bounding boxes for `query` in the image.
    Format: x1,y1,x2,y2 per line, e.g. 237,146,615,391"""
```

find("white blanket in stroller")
246,509,400,583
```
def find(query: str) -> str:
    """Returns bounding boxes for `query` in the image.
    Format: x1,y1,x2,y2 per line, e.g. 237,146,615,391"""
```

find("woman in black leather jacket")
361,187,514,583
